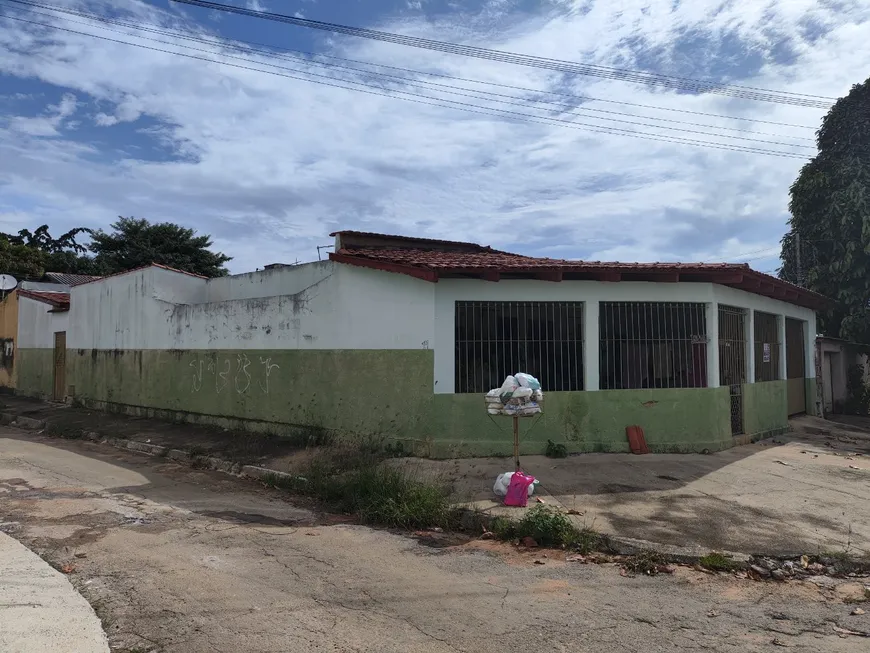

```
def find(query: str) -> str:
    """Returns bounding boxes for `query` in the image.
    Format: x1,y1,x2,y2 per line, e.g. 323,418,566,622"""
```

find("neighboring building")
0,288,18,390
0,281,71,393
816,336,870,416
13,232,827,457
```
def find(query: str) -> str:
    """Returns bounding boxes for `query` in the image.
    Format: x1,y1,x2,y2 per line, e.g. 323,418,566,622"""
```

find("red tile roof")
18,289,70,310
329,232,830,310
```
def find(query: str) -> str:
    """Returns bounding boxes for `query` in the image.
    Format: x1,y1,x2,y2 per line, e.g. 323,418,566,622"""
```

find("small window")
599,302,708,390
754,311,781,382
455,301,584,393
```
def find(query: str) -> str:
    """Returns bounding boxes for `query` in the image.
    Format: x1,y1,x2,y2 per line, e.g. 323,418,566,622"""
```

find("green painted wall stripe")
16,349,54,399
10,348,801,458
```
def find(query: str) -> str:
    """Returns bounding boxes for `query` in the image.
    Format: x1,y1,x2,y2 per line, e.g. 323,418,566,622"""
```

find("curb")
2,410,248,479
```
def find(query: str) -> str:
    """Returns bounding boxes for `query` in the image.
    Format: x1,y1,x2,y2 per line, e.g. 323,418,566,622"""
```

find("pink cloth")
504,471,535,507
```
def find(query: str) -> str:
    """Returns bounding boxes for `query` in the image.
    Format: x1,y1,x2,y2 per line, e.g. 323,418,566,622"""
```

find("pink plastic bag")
504,471,535,507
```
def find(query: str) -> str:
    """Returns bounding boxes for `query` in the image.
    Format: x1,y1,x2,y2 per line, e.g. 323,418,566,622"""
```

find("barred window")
455,301,583,393
754,311,781,382
599,302,708,390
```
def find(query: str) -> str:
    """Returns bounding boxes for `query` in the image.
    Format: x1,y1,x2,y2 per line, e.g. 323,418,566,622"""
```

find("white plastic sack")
493,472,535,498
512,387,533,400
515,373,542,390
499,375,519,402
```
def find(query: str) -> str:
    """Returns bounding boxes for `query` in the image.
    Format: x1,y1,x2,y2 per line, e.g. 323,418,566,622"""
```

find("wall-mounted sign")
763,343,771,363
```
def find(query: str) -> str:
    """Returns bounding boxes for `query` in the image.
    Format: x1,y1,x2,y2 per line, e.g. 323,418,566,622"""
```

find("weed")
488,516,517,540
698,552,738,572
514,506,581,548
623,550,670,576
574,527,603,554
820,550,852,562
545,439,568,458
265,446,460,530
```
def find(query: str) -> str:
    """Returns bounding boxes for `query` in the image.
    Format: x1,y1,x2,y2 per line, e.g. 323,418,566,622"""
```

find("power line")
170,0,835,109
704,245,782,263
0,12,812,159
5,5,815,151
3,0,820,133
1,5,816,155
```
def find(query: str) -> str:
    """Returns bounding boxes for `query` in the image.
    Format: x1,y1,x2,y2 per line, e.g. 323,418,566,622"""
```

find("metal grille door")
718,306,746,436
53,331,66,401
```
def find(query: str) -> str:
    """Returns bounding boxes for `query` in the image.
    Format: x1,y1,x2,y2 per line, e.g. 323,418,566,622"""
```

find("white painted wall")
69,263,434,352
18,297,69,349
70,268,160,350
434,279,817,393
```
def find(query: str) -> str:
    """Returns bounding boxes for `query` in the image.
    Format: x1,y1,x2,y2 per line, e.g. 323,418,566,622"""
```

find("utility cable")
0,12,811,159
3,6,815,150
3,0,819,134
168,0,834,109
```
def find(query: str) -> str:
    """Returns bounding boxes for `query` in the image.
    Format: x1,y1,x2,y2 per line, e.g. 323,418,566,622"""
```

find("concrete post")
746,310,755,383
706,302,720,388
584,300,599,391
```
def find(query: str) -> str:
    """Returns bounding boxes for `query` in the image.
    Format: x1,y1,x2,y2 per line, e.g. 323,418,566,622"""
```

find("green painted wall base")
16,349,54,399
742,380,789,439
11,348,805,458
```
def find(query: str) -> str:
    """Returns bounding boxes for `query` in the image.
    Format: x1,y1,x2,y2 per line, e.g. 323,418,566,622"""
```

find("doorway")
785,318,806,415
53,331,66,401
718,306,747,436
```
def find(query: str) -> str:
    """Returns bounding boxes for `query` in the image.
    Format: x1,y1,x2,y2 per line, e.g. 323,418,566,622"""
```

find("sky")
0,0,868,274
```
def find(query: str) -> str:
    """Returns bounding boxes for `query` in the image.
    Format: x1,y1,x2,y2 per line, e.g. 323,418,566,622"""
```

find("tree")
780,77,870,342
0,237,45,279
0,225,96,279
89,217,231,278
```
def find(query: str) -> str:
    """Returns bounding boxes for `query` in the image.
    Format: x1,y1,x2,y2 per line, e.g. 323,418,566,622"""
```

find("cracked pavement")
1,426,869,653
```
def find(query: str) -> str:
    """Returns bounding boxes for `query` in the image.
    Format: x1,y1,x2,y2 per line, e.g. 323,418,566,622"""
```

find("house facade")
11,231,826,457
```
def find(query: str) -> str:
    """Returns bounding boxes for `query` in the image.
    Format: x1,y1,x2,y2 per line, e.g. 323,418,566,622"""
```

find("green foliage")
513,506,582,548
0,238,45,279
781,77,870,342
698,552,738,572
545,439,568,458
1,219,231,280
0,225,98,278
844,364,870,415
265,448,460,530
89,217,231,278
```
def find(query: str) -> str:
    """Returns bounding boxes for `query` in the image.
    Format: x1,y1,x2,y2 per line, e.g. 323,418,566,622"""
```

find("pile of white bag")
485,373,543,416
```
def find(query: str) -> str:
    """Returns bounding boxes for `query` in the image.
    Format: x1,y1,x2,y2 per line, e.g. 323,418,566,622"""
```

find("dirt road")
1,426,868,653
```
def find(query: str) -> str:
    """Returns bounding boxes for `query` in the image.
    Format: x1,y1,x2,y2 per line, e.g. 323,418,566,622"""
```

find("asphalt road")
1,426,868,653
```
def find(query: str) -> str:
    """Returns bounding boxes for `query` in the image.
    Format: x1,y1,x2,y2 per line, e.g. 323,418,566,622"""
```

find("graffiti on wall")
0,338,13,372
189,354,280,395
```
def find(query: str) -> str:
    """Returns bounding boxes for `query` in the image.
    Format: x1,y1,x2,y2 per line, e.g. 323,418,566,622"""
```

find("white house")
13,231,826,457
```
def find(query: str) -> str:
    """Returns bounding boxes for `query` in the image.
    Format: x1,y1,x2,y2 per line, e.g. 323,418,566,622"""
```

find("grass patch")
698,552,738,572
263,448,459,531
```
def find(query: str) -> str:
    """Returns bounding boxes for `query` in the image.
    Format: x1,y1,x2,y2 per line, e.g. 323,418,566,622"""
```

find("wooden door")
53,331,66,401
785,319,806,415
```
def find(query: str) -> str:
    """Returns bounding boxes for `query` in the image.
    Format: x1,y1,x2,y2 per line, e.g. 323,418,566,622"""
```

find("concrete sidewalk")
0,533,109,653
405,415,870,556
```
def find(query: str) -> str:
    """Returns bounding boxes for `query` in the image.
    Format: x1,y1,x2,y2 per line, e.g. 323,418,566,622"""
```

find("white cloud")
6,92,77,136
0,0,868,273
